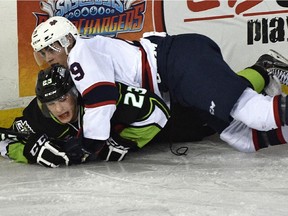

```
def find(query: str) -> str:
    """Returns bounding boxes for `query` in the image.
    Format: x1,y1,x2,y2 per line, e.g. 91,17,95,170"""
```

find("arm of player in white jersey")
82,105,116,140
68,38,118,141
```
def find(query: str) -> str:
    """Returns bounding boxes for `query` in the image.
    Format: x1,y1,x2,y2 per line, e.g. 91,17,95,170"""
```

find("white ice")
1,135,288,216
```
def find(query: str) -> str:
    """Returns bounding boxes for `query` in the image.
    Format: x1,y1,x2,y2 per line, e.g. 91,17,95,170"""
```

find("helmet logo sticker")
49,20,57,26
44,90,57,97
43,78,52,86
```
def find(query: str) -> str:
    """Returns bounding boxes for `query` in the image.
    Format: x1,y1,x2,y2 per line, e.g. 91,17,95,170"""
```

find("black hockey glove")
62,137,92,165
64,134,135,162
23,134,69,168
110,130,139,151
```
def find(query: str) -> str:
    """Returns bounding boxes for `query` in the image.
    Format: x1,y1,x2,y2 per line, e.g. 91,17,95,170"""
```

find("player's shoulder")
77,35,113,44
23,97,39,114
72,35,111,54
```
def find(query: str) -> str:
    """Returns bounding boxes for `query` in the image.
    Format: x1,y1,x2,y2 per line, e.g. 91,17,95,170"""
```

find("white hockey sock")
230,87,280,131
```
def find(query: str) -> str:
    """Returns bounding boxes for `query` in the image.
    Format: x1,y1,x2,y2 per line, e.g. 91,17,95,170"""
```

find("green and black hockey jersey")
0,83,170,164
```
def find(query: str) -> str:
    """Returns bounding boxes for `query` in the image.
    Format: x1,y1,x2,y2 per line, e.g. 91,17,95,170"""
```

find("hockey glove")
62,137,92,165
64,135,132,162
98,137,129,161
110,130,139,151
23,134,69,168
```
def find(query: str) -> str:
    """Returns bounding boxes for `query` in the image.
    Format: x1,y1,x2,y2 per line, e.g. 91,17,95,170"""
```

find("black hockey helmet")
36,64,74,103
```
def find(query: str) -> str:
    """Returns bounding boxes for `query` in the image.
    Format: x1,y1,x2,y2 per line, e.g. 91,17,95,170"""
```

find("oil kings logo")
33,0,146,37
14,120,35,134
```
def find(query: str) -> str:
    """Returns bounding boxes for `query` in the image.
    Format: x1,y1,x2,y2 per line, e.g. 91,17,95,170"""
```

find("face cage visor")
33,36,71,68
33,42,61,69
37,87,79,118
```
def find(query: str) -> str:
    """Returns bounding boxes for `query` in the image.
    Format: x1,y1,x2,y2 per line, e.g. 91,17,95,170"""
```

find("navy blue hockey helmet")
36,64,74,103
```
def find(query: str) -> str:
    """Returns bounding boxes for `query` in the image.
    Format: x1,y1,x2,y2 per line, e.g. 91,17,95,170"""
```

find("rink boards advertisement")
17,0,163,96
17,0,288,97
162,0,288,72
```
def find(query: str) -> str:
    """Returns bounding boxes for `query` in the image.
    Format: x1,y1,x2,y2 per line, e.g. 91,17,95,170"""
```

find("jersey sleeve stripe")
84,100,116,108
82,82,118,108
82,82,116,95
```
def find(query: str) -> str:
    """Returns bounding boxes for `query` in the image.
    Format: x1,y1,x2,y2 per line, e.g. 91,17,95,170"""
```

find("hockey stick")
0,127,65,143
0,127,30,140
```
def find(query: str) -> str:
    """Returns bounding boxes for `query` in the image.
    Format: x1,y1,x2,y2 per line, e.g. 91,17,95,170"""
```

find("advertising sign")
17,0,288,97
162,0,288,71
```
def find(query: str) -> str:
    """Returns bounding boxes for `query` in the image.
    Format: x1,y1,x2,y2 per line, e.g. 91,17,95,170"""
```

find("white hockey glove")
23,134,69,168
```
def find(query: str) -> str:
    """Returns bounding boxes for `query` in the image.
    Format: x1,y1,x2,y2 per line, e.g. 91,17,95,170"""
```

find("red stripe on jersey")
252,129,260,151
139,46,154,92
273,96,282,128
84,100,117,108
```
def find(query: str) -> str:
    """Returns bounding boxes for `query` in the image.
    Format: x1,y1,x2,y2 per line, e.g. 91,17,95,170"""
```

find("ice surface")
1,135,288,216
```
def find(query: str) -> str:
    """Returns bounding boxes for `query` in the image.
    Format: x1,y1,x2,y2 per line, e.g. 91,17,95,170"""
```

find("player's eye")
39,50,46,58
46,101,55,106
48,41,62,53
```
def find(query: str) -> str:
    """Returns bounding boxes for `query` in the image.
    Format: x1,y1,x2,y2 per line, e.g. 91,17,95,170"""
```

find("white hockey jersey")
68,33,165,140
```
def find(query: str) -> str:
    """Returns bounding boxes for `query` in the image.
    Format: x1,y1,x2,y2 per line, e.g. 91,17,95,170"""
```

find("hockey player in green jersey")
0,64,170,167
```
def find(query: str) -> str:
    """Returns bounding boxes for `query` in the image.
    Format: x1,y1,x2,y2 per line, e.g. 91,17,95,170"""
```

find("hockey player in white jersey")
31,16,288,154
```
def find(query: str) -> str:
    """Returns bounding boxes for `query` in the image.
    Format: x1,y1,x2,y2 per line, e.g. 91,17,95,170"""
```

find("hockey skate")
256,49,288,96
256,49,288,85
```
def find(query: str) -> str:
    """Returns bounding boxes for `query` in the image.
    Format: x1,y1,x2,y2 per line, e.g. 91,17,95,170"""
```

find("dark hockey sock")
252,128,286,151
268,95,288,127
277,95,288,125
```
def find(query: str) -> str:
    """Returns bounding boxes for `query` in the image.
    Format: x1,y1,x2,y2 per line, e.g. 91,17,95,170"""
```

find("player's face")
46,92,78,124
36,41,68,68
